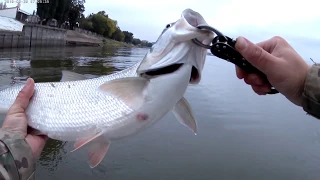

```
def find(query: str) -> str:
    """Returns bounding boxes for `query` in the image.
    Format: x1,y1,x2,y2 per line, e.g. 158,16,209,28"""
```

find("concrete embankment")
66,29,103,47
0,24,106,48
0,24,66,48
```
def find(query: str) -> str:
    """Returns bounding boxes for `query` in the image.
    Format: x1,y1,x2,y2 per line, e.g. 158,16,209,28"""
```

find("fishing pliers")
192,25,279,95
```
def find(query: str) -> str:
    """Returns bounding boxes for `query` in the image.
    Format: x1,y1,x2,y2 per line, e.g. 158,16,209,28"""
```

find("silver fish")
0,8,214,168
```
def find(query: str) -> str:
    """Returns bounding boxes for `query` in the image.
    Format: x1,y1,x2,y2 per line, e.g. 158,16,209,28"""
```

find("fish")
0,8,214,168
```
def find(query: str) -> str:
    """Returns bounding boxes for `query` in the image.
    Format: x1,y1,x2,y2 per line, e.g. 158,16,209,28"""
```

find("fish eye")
166,24,171,28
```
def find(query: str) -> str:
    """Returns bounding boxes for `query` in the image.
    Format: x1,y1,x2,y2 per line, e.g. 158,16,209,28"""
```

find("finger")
243,74,265,86
26,135,48,158
235,65,247,79
256,36,287,53
7,78,35,115
235,36,277,74
256,39,277,53
251,84,272,95
14,78,35,109
2,78,35,133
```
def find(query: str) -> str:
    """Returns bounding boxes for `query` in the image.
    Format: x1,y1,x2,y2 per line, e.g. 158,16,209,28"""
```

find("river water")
0,45,320,180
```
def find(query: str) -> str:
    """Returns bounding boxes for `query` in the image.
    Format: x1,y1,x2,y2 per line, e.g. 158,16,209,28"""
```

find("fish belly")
104,64,193,141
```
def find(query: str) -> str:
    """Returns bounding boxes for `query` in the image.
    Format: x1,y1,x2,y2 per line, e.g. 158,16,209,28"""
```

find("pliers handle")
192,25,279,95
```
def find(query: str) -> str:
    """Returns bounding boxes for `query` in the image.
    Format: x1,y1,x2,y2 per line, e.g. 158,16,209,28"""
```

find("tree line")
36,0,153,47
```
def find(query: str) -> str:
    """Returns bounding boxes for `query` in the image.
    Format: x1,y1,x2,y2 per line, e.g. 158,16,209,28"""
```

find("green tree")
93,10,116,37
37,0,74,26
89,13,116,38
132,38,141,45
37,0,60,22
97,11,108,17
79,17,93,31
123,31,134,43
68,0,86,29
36,1,152,46
91,13,109,35
111,27,125,41
54,0,72,26
104,18,117,38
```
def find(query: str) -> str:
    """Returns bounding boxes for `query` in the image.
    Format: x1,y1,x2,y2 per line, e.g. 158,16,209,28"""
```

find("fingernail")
236,36,248,51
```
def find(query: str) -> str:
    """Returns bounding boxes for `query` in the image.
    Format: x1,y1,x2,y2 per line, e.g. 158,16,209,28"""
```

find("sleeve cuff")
302,64,320,119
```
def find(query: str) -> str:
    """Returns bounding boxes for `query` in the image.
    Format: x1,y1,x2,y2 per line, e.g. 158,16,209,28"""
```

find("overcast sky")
3,0,320,62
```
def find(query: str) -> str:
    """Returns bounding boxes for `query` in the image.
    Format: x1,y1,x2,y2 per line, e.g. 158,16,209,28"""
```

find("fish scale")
0,62,141,141
38,66,139,140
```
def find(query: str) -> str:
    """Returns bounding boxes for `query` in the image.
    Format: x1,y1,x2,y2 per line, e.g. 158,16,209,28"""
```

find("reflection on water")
0,46,145,89
1,45,320,180
37,139,68,175
0,45,148,179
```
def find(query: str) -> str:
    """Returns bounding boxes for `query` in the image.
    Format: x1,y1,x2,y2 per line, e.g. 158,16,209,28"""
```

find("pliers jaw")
192,25,228,49
192,25,279,95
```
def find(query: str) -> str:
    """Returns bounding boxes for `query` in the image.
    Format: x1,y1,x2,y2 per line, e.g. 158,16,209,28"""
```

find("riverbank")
0,22,137,49
66,30,134,47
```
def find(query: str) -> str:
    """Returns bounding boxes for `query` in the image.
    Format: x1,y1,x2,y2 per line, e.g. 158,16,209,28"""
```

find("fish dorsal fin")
60,70,88,82
172,97,198,135
98,77,150,110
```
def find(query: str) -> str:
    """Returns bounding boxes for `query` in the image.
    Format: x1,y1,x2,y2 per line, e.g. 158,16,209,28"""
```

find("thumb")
7,78,35,115
2,78,35,134
235,36,276,74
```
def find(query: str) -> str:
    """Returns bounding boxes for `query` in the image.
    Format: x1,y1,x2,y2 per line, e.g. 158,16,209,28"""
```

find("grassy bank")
66,29,139,48
102,38,135,48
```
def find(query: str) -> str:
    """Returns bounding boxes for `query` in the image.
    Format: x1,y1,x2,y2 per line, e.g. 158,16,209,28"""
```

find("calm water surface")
0,46,320,180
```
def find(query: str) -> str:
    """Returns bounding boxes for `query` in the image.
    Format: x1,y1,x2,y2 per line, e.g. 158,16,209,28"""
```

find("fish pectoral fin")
172,97,198,135
60,70,88,82
98,77,150,109
87,137,111,168
71,131,110,168
71,131,104,152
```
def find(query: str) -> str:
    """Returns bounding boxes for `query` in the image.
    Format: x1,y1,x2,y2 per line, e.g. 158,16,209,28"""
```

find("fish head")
137,8,214,84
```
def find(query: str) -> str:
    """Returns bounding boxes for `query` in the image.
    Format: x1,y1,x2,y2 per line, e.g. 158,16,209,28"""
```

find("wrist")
0,139,19,180
296,65,312,106
0,128,36,180
301,64,320,119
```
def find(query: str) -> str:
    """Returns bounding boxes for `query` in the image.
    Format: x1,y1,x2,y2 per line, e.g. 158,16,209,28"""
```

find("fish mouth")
143,64,199,83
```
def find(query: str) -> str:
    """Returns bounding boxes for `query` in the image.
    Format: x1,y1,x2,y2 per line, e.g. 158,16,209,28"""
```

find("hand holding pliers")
192,25,279,95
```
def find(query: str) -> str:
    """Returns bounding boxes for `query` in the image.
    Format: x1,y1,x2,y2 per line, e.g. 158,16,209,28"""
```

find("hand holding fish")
2,78,47,158
0,8,213,169
234,36,310,107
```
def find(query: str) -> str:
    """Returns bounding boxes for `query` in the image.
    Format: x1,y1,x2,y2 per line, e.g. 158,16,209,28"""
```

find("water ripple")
0,46,320,180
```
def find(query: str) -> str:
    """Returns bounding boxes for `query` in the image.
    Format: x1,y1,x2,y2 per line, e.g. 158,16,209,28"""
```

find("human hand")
234,36,310,106
2,78,47,158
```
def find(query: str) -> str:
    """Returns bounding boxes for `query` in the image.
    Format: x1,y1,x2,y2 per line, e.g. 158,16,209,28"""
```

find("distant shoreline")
0,24,148,49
